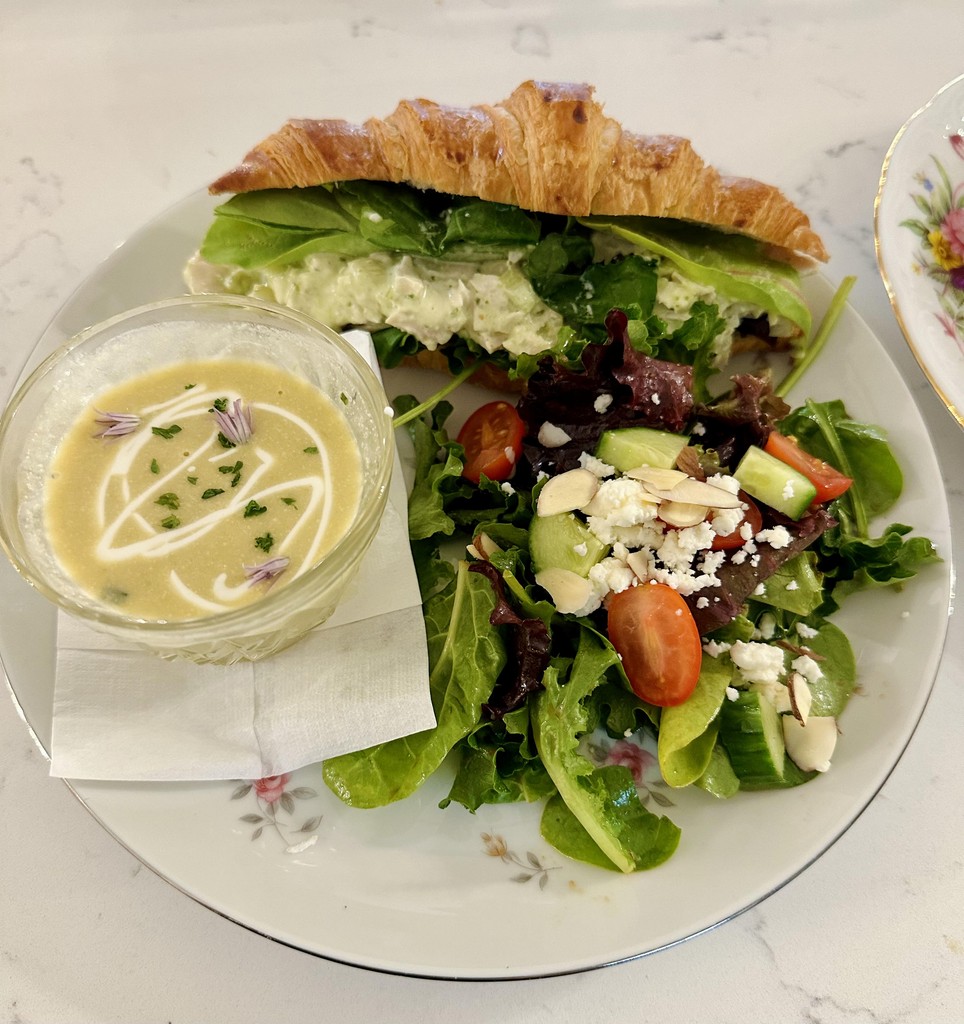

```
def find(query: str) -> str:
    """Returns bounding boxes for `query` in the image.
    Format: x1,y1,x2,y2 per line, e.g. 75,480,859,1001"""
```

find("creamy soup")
44,358,362,620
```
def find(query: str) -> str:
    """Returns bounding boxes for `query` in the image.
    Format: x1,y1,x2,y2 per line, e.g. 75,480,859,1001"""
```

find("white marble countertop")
1,2,962,1020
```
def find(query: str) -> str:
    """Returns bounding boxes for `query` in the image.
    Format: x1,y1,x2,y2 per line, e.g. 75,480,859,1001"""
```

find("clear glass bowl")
0,295,395,664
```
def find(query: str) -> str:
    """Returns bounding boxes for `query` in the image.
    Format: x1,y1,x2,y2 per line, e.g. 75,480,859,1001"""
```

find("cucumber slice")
595,426,688,472
529,512,609,576
719,691,786,786
733,445,817,519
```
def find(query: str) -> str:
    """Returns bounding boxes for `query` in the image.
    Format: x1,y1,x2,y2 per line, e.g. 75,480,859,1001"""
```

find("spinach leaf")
322,561,505,807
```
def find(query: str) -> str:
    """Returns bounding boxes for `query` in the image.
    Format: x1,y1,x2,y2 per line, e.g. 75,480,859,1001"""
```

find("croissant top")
209,80,828,263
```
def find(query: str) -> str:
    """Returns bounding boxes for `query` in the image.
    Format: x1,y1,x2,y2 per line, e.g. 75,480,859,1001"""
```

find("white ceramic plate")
0,192,952,980
876,73,964,428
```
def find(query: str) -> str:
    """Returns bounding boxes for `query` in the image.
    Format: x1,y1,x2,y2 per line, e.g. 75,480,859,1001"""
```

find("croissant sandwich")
185,81,827,390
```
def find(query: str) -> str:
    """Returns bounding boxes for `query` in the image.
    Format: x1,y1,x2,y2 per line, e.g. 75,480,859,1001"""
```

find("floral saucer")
876,73,964,428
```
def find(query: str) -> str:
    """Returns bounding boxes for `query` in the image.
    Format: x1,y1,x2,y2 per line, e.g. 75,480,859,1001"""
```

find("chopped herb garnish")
339,392,349,405
303,446,319,454
219,460,244,487
217,431,236,450
152,424,182,440
243,500,268,518
201,488,225,500
103,586,128,604
184,383,197,390
155,492,180,510
280,497,297,507
212,397,229,413
159,514,180,530
254,532,275,553
150,458,159,475
187,475,198,485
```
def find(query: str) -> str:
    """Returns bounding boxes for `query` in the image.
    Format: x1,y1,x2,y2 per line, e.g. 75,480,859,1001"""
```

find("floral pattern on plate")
902,137,964,347
231,773,324,853
876,73,964,428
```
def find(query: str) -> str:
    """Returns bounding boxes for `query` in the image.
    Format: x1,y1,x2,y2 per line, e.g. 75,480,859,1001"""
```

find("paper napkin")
48,331,435,782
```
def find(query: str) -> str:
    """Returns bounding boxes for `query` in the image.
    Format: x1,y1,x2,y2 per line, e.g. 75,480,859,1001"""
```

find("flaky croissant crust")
210,80,827,262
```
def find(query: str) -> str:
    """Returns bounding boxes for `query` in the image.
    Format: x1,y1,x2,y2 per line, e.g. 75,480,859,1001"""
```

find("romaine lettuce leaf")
322,561,505,807
657,655,733,788
531,631,679,872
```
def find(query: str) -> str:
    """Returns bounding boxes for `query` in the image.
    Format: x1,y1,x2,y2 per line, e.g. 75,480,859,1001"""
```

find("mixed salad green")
318,298,938,874
188,180,938,872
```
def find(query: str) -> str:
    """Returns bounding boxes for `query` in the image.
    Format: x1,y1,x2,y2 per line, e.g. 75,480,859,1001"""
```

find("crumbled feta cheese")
739,521,755,542
752,613,777,640
538,422,571,448
725,687,740,702
650,392,661,405
594,393,614,414
500,481,515,495
578,451,616,478
504,446,516,465
791,654,823,683
710,504,744,537
696,596,709,609
753,583,766,596
588,557,636,597
691,421,706,437
706,473,741,496
731,549,747,565
702,639,731,658
785,579,799,591
782,479,796,501
795,622,819,639
756,525,792,549
572,542,588,557
730,641,785,685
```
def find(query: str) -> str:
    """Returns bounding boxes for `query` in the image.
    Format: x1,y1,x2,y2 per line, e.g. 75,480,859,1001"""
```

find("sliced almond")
644,476,743,509
625,466,688,490
534,567,597,615
471,532,503,561
657,500,709,528
582,479,659,518
782,715,837,773
787,671,813,725
625,549,654,581
536,468,599,517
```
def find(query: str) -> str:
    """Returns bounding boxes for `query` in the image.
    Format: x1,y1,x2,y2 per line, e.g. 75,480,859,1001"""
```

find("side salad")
320,294,939,874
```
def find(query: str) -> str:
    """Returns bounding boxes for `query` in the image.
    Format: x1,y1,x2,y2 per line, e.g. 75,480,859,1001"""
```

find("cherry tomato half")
607,583,702,707
457,401,525,485
764,430,853,504
711,492,763,551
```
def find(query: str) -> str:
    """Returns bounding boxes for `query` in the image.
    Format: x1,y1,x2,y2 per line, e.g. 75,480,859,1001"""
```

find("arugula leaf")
322,562,506,807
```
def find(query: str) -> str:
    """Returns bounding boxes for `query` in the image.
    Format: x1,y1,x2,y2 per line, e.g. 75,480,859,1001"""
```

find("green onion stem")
776,275,856,399
391,362,483,429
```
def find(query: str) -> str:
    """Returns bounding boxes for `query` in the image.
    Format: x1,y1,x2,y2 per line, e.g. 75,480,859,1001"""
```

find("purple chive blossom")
213,399,254,446
243,556,290,587
93,410,140,438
